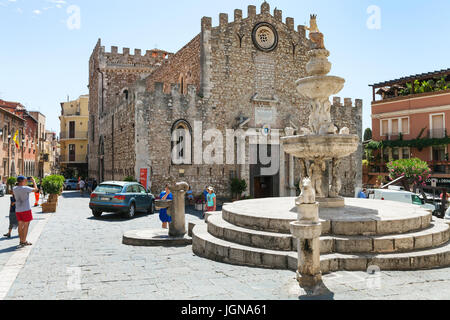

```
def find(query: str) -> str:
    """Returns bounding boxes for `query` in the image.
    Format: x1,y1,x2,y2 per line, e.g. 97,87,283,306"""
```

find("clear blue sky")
1,0,450,133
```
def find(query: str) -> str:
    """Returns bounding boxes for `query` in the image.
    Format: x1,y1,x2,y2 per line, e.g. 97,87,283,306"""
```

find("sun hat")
17,176,26,182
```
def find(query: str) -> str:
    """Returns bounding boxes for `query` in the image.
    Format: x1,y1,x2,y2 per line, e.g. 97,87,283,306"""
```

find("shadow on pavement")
0,236,19,242
87,212,153,222
0,245,20,254
60,191,91,199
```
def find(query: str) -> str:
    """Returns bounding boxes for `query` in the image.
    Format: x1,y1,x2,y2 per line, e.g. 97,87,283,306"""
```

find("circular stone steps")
222,198,432,236
192,222,450,273
208,214,450,254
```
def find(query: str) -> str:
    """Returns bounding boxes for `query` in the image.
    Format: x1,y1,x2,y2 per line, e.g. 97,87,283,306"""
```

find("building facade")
59,95,89,178
0,100,39,180
367,68,450,188
88,3,362,198
29,111,47,177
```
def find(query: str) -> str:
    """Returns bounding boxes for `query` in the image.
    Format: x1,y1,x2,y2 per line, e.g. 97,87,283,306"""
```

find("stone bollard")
169,182,189,238
290,178,325,294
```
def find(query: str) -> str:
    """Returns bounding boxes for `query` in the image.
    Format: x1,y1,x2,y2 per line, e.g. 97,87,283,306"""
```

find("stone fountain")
282,15,359,294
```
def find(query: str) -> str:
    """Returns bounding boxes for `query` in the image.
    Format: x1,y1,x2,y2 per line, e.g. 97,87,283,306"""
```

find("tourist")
3,188,18,239
34,178,41,207
159,184,173,229
206,187,216,212
358,189,368,199
79,179,86,195
186,186,194,205
203,186,209,204
13,176,38,247
92,179,98,192
87,179,93,194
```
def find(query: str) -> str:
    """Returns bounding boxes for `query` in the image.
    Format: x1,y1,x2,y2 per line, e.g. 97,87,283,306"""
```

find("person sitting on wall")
159,184,173,230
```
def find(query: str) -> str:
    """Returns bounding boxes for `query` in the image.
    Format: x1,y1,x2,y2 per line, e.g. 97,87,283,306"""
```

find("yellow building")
59,95,89,177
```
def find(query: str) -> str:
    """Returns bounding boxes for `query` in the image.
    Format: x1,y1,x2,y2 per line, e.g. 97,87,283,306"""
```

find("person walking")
3,188,18,238
13,176,38,247
159,184,173,229
79,179,86,196
34,178,41,207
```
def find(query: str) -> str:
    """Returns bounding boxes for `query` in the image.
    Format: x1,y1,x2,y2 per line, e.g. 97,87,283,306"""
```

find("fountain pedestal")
281,15,359,295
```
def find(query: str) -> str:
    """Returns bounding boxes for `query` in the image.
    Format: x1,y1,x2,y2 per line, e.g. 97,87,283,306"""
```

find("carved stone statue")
306,14,325,49
329,158,342,198
309,158,326,198
296,178,316,205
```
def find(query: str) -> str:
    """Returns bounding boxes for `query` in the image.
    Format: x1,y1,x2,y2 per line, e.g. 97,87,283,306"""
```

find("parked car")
64,179,78,190
0,184,5,197
89,181,155,219
368,189,436,211
445,207,450,221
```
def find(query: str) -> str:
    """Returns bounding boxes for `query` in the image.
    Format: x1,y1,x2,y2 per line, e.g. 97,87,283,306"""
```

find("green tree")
363,128,372,142
230,178,247,200
387,158,431,191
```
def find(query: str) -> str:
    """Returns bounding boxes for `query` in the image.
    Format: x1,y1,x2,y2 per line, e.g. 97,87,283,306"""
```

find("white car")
368,189,436,211
64,179,78,190
445,207,450,221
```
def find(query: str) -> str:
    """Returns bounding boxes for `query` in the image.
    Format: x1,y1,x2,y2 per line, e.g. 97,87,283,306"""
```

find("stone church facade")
87,2,362,198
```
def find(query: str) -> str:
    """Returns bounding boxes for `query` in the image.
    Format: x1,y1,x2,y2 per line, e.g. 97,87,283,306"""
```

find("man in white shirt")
13,176,38,247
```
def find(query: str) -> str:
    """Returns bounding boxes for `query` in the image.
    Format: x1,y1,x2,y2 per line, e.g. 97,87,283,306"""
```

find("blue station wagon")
89,181,155,219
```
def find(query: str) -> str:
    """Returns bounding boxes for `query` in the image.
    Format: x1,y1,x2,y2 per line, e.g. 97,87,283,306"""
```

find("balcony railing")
60,131,88,140
60,155,88,163
428,129,447,139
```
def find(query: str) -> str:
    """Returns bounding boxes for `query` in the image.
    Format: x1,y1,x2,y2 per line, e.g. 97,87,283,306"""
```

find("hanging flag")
12,130,19,149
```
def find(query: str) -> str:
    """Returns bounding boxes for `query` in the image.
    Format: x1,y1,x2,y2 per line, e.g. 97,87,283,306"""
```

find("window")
380,117,410,136
391,119,399,135
381,120,389,136
402,118,409,134
430,114,445,138
402,148,410,160
139,186,147,194
432,146,446,162
393,148,400,161
383,148,390,162
171,120,192,165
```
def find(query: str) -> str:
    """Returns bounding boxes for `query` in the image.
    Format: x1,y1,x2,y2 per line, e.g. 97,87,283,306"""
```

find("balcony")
428,129,447,139
60,155,88,164
60,131,88,140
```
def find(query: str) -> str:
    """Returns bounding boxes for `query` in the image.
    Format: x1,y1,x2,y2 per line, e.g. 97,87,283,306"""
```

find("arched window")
171,120,192,165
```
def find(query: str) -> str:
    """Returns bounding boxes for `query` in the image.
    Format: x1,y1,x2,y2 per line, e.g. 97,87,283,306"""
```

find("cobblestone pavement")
1,192,450,300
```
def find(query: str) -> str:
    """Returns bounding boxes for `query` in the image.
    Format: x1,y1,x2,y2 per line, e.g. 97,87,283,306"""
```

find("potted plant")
194,194,205,211
41,175,65,213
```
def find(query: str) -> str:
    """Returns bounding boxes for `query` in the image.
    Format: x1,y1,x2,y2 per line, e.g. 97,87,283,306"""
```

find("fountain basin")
281,134,359,160
155,200,172,210
296,76,345,100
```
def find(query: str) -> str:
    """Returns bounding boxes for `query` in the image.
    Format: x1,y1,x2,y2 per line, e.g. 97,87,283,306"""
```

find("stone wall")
88,39,173,182
88,3,363,199
331,97,363,197
145,35,201,94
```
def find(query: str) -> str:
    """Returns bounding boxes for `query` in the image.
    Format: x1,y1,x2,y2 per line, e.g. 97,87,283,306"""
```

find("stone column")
290,178,325,295
169,182,189,238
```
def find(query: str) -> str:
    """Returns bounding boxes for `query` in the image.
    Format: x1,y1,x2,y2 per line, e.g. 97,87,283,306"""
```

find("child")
3,189,18,238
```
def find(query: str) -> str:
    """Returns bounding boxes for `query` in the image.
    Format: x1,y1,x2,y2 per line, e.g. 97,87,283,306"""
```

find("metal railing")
428,129,447,139
60,131,88,140
60,155,88,163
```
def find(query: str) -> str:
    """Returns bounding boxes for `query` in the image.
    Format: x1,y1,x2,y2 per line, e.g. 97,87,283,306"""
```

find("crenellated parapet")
200,2,306,40
98,41,173,69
